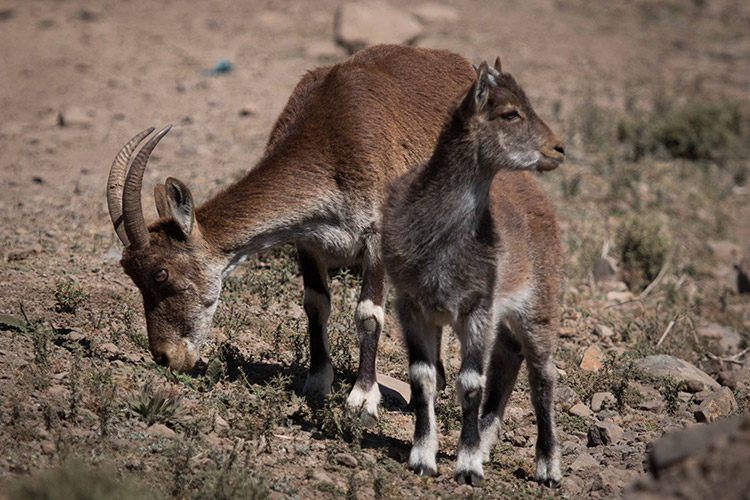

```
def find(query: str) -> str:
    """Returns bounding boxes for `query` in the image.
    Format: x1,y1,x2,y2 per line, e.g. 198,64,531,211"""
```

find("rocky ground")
1,0,750,498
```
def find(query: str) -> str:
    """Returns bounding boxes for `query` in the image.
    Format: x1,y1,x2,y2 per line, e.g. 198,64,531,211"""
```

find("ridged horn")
107,127,155,246
122,125,172,250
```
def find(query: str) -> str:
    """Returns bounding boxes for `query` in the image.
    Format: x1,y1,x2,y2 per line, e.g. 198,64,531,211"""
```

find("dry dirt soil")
1,0,750,499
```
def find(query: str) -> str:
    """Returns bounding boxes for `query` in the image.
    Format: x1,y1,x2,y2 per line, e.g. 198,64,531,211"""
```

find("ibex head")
460,58,564,172
107,126,222,372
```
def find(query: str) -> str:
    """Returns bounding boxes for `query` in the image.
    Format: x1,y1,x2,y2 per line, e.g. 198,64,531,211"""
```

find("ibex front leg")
454,306,492,486
347,240,386,426
298,244,334,395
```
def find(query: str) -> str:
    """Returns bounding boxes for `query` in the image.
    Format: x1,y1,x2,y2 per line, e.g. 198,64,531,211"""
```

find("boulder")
335,2,423,54
587,421,623,446
634,355,720,392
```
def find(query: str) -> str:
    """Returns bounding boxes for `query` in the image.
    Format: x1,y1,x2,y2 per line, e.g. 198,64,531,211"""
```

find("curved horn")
122,125,172,249
107,127,155,246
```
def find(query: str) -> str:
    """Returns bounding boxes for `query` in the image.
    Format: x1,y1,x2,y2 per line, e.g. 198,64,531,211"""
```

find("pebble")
591,392,615,412
580,344,605,372
147,423,176,438
570,402,593,418
334,452,358,468
587,421,624,446
694,387,737,423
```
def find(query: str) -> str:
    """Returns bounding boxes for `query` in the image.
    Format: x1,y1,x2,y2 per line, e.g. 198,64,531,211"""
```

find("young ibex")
106,45,476,423
381,59,564,486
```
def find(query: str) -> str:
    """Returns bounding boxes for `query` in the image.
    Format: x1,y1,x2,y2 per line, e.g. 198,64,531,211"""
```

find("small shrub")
309,382,362,444
659,376,682,415
90,368,118,437
53,278,89,314
128,381,185,427
616,215,670,291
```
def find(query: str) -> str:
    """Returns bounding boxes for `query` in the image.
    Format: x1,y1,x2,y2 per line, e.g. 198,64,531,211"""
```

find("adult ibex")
106,45,475,423
382,59,564,486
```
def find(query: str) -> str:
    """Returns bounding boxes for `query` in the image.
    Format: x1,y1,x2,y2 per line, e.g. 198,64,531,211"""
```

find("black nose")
554,142,565,155
154,351,170,367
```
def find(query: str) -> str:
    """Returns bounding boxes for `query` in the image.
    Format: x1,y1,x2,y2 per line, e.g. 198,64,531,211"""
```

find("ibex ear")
154,183,170,219
493,56,502,73
461,61,491,120
165,177,195,238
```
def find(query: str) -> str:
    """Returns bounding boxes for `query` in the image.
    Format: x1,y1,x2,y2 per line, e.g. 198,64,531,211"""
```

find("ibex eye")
501,110,520,122
153,269,168,283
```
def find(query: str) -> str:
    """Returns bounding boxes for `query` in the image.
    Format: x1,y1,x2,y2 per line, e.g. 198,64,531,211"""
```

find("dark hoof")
409,464,438,477
537,477,561,489
454,470,483,487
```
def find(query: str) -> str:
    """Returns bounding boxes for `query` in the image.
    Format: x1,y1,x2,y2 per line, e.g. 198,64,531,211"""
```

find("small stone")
580,345,605,372
718,370,748,390
334,452,358,468
99,342,120,357
57,106,93,128
594,324,615,339
335,1,423,54
40,441,56,455
214,415,229,435
312,469,334,484
205,431,222,447
570,402,592,418
147,423,176,438
238,104,258,117
638,398,663,412
591,392,615,412
587,421,623,447
606,290,634,304
694,387,737,423
569,452,598,472
695,322,741,354
555,385,577,410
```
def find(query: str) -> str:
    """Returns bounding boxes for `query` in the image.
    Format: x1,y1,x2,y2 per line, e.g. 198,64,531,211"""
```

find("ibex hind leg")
298,245,334,396
347,238,387,426
479,322,523,463
514,316,561,489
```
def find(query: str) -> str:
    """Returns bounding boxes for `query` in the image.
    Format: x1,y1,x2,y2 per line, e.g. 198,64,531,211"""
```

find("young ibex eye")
153,269,168,284
501,110,520,122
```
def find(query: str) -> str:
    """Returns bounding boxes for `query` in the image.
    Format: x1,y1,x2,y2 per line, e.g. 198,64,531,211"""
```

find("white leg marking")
479,417,502,463
455,369,485,404
346,381,381,419
455,446,484,481
355,299,385,326
535,445,561,485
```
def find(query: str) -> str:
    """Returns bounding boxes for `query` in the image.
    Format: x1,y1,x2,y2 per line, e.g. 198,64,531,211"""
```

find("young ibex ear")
461,61,491,120
165,177,195,238
154,183,170,219
493,56,502,73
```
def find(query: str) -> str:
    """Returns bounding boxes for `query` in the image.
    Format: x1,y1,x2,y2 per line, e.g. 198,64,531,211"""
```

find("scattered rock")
599,466,640,495
409,3,460,23
580,344,605,372
0,314,26,332
606,290,634,304
634,355,720,392
40,441,56,455
377,373,411,407
334,452,358,468
6,244,41,262
591,392,615,412
694,387,737,423
99,342,120,357
214,415,229,435
570,402,592,418
695,322,741,354
587,421,624,446
638,398,663,412
718,370,749,390
312,469,334,484
569,452,599,472
335,1,423,54
238,104,258,117
555,385,577,410
147,423,176,438
594,324,615,339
